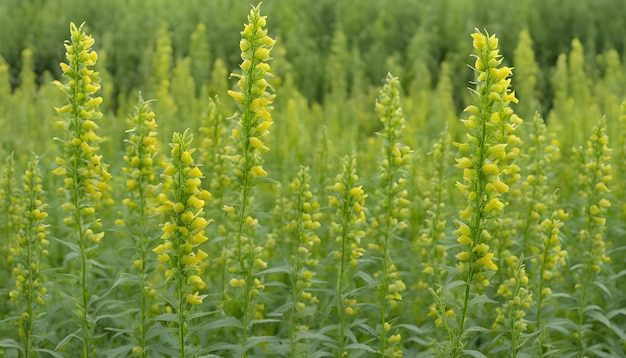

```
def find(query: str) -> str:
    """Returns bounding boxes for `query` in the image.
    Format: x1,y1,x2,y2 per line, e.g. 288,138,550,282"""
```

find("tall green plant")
7,155,49,357
328,155,368,356
52,22,111,357
450,30,522,357
225,4,276,356
121,96,161,357
371,73,411,357
153,129,212,358
572,118,612,356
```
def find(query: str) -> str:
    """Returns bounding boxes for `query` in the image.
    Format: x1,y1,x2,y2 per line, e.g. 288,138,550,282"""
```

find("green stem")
176,251,186,358
577,136,602,355
454,86,491,357
176,148,187,358
379,128,396,357
337,205,350,356
238,16,262,358
290,181,305,358
138,180,148,358
71,152,90,358
25,199,34,357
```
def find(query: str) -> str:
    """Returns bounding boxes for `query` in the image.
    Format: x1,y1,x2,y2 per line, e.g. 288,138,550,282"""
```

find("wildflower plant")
371,73,411,357
153,129,211,358
7,155,49,357
493,256,533,357
418,130,454,349
328,155,368,356
519,114,561,258
224,3,276,355
450,29,522,356
534,193,568,354
51,22,111,357
121,95,161,357
284,166,322,357
572,118,612,353
1,154,21,279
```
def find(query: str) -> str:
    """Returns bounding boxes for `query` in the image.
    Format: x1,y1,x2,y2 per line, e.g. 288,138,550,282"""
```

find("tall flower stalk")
451,30,522,356
573,118,612,355
154,130,211,358
285,166,321,357
328,156,367,356
121,96,160,357
225,4,275,356
535,194,568,354
52,22,111,357
371,73,411,357
8,155,49,357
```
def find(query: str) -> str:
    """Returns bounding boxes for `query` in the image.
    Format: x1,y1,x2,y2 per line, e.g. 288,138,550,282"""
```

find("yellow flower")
230,278,246,288
251,165,268,177
186,292,203,305
475,253,498,270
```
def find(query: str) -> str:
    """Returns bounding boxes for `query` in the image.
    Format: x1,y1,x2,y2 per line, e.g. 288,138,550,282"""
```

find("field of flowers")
1,1,625,357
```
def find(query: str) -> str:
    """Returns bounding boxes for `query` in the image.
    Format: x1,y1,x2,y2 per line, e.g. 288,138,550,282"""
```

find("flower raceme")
51,22,110,357
154,129,212,306
227,3,276,181
451,30,522,357
454,30,522,277
52,22,111,233
9,156,49,354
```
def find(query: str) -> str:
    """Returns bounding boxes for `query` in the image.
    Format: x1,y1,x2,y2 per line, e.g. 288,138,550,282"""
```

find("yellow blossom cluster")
328,155,367,350
121,97,160,216
9,157,49,310
371,73,412,234
227,3,276,181
370,73,411,357
329,157,367,269
520,114,562,257
454,30,523,277
576,119,612,274
494,257,533,333
537,207,568,297
6,157,48,350
153,130,212,306
52,22,111,243
287,167,322,313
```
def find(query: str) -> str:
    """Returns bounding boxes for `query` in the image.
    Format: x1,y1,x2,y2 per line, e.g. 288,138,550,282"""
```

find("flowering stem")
289,179,305,358
337,203,350,355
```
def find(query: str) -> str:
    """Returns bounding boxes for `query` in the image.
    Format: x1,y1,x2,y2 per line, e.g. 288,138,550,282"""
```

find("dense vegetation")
1,1,625,357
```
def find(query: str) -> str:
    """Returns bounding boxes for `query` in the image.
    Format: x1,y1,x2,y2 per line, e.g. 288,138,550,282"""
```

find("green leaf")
444,279,466,292
296,331,335,342
462,349,488,358
244,335,281,350
55,329,81,351
197,316,243,330
518,328,544,349
33,349,66,358
188,310,219,320
258,264,292,275
344,343,377,352
152,313,179,323
586,310,613,331
465,325,492,333
607,308,626,319
0,338,22,350
98,344,135,357
545,318,577,335
204,342,239,353
592,281,612,298
469,294,498,306
251,318,281,326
